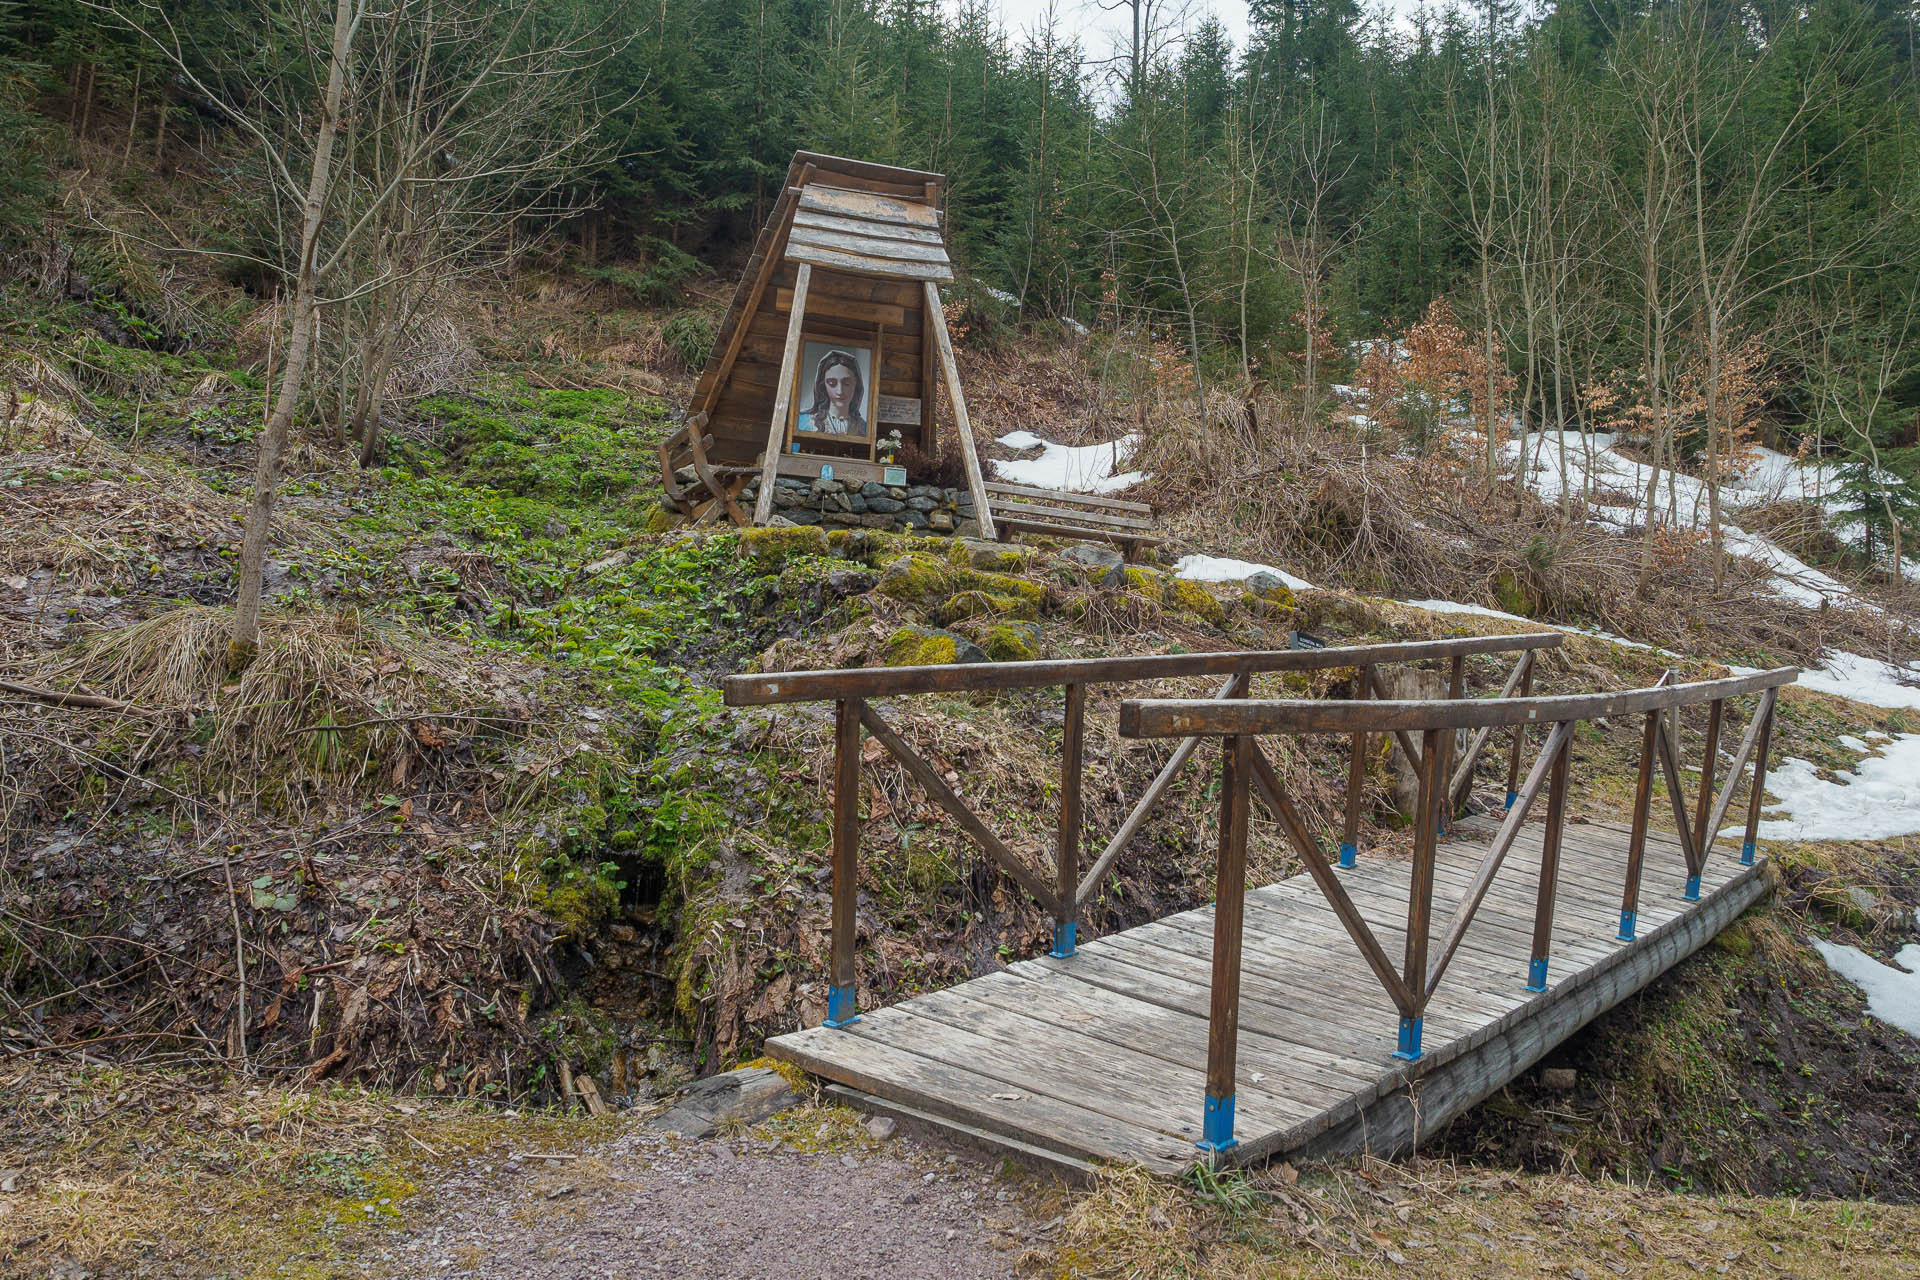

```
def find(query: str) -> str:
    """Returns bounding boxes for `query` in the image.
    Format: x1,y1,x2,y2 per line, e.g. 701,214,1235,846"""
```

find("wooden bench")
986,481,1161,559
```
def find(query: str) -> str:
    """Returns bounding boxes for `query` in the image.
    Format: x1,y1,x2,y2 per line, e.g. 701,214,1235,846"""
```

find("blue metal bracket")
1504,788,1518,811
824,983,860,1028
1617,909,1637,942
1683,874,1701,901
1392,1016,1423,1061
1525,956,1549,992
1196,1093,1238,1153
1050,920,1077,959
1740,839,1756,867
1337,841,1357,870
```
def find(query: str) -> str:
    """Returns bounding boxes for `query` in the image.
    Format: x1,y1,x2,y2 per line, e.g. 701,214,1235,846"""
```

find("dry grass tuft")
12,604,520,816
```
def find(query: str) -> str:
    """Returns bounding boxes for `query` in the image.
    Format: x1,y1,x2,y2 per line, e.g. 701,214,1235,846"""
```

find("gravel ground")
368,1112,1049,1279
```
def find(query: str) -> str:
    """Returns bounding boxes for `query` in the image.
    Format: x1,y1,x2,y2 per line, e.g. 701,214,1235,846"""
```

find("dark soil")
1436,864,1920,1201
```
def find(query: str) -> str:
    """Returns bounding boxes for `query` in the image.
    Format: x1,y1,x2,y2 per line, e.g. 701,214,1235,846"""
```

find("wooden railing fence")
1116,663,1796,1153
720,633,1560,1029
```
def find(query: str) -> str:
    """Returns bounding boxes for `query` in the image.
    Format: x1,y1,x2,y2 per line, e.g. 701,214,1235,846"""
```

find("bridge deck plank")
766,817,1768,1173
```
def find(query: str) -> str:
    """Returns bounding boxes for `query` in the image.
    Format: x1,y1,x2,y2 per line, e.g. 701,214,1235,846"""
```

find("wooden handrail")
722,632,1563,706
1117,666,1798,738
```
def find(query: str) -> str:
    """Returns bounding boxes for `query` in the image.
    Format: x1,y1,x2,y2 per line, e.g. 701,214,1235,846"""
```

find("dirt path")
367,1106,1051,1280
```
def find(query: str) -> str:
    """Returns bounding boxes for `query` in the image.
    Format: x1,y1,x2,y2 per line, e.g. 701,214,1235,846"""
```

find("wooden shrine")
660,152,997,535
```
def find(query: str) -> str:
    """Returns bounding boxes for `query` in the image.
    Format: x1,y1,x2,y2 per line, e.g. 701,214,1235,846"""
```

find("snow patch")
1508,432,1877,611
1810,932,1920,1041
1794,651,1920,711
1173,556,1316,592
1743,735,1920,844
992,432,1144,495
1400,599,1533,625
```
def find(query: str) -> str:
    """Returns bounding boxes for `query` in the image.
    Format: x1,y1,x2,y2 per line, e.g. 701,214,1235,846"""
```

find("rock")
887,486,908,499
882,624,989,666
845,492,867,513
866,494,905,514
812,477,845,496
1848,886,1882,917
1061,542,1125,586
898,509,930,529
865,1116,897,1141
771,486,805,508
646,1067,797,1139
1541,1067,1577,1092
861,481,889,498
766,515,798,527
929,510,955,532
979,620,1041,662
1245,570,1294,597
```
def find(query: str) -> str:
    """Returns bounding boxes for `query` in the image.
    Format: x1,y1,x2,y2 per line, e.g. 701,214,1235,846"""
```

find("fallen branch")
0,679,150,714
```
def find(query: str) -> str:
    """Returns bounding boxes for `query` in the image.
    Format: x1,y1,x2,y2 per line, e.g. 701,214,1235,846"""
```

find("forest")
6,0,1920,571
5,0,1920,1276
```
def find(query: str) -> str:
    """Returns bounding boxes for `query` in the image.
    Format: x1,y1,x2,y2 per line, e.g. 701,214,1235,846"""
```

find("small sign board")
877,395,923,426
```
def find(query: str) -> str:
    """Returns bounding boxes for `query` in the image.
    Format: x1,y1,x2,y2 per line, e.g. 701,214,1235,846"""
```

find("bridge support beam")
824,698,862,1028
1527,722,1572,993
1199,733,1250,1155
1051,683,1085,958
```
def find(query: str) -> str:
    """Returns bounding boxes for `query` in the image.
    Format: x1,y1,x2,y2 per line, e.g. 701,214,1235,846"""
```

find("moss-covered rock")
978,620,1041,662
1122,566,1166,608
882,624,987,666
739,524,828,564
949,539,1032,573
1167,578,1228,627
932,588,1039,626
876,552,1046,614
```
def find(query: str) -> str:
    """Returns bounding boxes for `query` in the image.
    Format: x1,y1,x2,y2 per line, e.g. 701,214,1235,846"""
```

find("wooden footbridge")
721,636,1795,1173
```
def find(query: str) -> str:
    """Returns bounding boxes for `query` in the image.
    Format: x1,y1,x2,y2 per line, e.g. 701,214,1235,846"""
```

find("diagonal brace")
1426,718,1576,999
857,701,1059,912
1248,744,1416,1016
1697,688,1777,864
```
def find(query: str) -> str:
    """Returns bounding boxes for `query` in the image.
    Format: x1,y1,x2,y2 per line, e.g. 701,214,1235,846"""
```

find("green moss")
644,505,681,534
932,588,1036,625
876,553,1045,613
1122,566,1166,607
883,625,961,665
876,552,954,604
1167,579,1228,627
740,524,829,563
949,540,1031,573
979,621,1041,662
1494,569,1535,618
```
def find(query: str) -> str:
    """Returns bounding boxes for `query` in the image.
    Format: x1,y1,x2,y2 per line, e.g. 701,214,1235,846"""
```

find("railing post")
1742,695,1777,867
1398,726,1442,1061
1505,656,1535,809
1052,682,1085,957
1620,709,1659,941
1341,665,1371,868
1437,655,1465,835
826,698,863,1027
1691,698,1723,857
1527,721,1572,992
1200,732,1251,1154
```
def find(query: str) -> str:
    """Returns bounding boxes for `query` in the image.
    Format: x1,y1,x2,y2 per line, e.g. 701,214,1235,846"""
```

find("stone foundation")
739,475,980,537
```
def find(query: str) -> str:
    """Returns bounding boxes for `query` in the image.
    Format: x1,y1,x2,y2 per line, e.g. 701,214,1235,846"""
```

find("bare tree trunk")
230,0,355,666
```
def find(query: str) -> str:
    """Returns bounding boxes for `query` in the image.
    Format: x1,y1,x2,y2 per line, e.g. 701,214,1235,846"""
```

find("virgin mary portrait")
795,348,868,438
